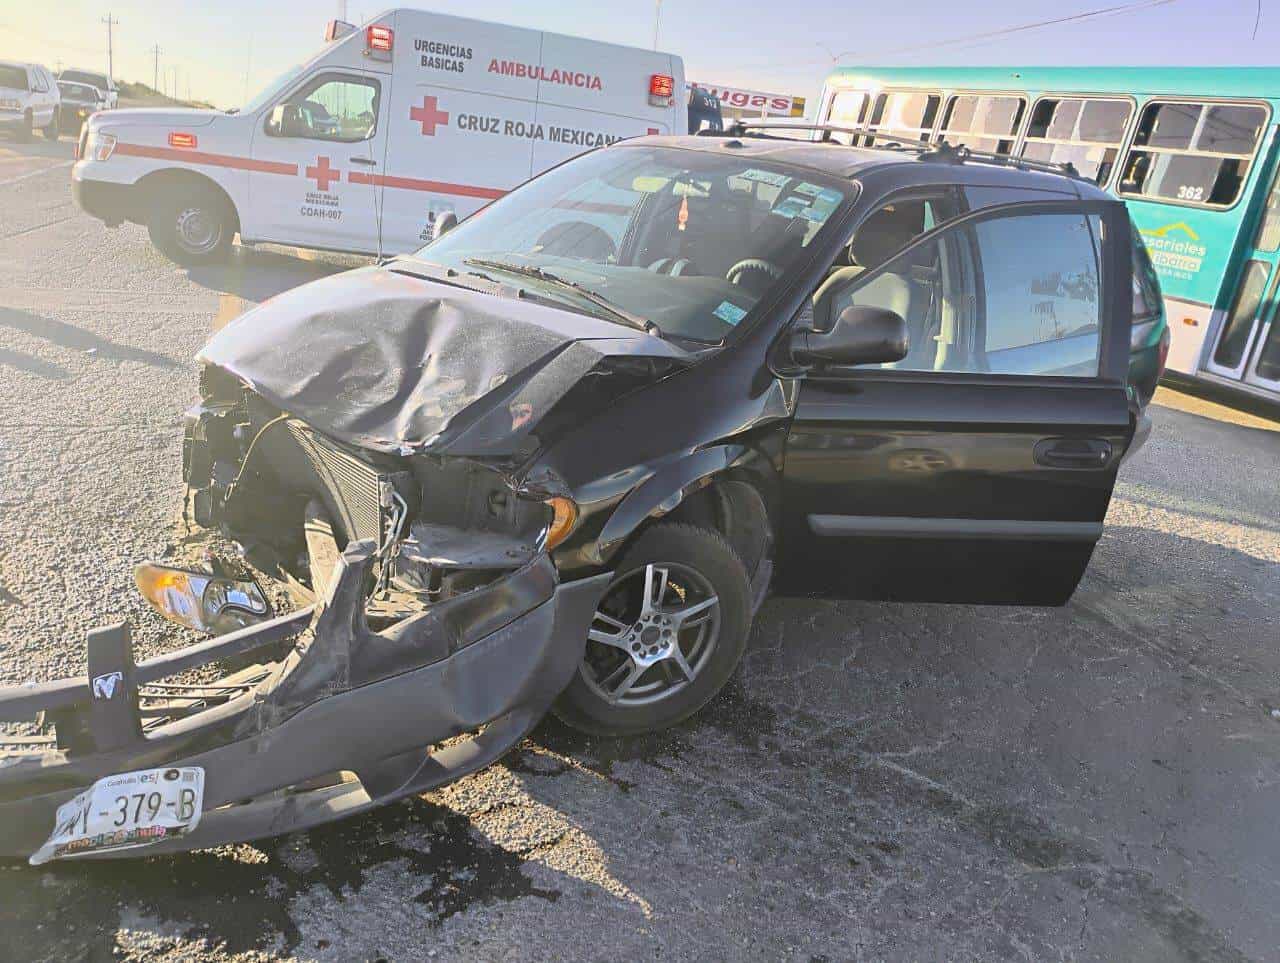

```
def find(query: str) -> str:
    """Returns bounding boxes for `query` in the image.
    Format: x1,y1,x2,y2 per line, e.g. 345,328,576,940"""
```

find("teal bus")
815,67,1280,405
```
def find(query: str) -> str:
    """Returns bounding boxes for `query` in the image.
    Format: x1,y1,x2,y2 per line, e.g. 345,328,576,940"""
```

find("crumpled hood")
94,107,220,128
198,265,688,458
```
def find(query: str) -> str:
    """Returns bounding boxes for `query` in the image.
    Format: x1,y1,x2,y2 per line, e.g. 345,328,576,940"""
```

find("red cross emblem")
305,156,340,191
410,95,450,136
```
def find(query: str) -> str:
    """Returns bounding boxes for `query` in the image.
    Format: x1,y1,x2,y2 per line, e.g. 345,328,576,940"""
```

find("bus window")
826,90,867,145
1255,167,1280,252
861,90,941,146
1212,259,1269,368
939,94,1025,154
1021,97,1133,186
1118,101,1267,208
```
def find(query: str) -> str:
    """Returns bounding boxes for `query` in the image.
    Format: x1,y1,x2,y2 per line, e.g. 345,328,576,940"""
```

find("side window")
825,90,868,145
939,94,1025,155
973,213,1102,376
817,209,1104,376
266,74,380,143
1021,97,1133,186
860,90,941,146
1118,101,1267,208
30,68,48,93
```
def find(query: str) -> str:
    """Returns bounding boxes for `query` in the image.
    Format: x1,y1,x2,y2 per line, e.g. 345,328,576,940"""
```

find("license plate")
29,766,204,866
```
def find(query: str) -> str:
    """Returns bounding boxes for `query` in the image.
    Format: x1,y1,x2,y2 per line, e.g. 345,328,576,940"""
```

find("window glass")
826,90,867,145
1132,229,1162,322
30,68,48,93
0,65,28,90
419,146,854,344
829,210,1102,376
268,74,379,142
1120,101,1266,208
976,214,1101,375
862,90,940,145
940,94,1025,154
1255,168,1280,252
1021,97,1133,186
1254,307,1280,381
1211,259,1269,368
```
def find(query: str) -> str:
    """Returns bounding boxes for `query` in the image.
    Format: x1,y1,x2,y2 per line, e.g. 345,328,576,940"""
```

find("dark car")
0,128,1166,864
56,81,107,135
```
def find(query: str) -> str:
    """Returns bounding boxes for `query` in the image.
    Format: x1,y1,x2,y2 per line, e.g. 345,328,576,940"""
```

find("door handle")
1033,438,1113,469
349,156,377,166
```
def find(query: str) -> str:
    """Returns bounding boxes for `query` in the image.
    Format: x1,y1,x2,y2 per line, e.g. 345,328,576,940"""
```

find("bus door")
1203,125,1280,391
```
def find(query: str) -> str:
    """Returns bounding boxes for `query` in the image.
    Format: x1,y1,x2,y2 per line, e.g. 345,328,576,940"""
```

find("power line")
1253,0,1263,39
736,0,1178,72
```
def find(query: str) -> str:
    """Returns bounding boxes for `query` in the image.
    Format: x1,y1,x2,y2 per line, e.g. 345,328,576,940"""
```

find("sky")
0,0,1274,110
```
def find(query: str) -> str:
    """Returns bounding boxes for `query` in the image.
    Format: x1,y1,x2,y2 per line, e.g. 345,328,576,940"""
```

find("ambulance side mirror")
266,104,307,138
431,212,458,242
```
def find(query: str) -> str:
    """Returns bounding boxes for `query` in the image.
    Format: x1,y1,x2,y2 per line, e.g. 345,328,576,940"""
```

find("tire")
553,523,752,736
148,183,235,267
42,110,58,140
17,110,32,143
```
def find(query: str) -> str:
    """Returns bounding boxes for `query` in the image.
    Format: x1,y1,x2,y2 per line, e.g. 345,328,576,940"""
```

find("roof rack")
702,119,1082,180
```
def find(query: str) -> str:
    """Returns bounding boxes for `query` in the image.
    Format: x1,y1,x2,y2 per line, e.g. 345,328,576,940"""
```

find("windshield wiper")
463,257,658,336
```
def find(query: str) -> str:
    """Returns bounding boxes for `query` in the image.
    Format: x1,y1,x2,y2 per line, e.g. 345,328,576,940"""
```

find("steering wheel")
534,221,616,261
726,258,784,292
647,257,699,276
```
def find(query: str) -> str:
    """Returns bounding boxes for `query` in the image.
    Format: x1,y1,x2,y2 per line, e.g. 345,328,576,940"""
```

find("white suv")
0,61,60,141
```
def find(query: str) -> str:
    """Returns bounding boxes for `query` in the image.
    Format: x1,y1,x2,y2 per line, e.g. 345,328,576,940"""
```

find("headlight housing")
541,496,579,551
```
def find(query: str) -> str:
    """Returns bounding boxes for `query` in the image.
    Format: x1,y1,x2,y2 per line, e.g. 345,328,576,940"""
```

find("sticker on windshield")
793,182,824,197
713,301,748,326
773,197,810,218
738,168,792,188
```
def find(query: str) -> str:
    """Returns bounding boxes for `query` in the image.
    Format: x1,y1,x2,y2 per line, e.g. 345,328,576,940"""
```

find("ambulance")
71,10,686,265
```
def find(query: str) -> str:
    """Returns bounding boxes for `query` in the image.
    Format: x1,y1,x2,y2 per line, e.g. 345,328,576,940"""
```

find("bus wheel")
149,186,234,266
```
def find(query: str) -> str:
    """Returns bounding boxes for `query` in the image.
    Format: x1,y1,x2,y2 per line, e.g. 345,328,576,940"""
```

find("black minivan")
0,131,1166,863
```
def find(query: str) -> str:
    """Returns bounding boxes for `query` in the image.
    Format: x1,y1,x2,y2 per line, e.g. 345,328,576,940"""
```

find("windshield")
413,145,853,344
59,83,99,101
0,65,28,91
238,62,307,115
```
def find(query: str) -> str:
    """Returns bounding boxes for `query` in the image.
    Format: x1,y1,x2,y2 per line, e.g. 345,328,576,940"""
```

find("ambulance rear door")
377,11,542,255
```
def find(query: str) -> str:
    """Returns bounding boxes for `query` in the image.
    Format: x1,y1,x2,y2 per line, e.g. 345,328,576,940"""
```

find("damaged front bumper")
0,541,609,864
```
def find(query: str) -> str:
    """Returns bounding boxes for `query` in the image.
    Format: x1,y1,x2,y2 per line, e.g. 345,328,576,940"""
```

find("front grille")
287,422,385,545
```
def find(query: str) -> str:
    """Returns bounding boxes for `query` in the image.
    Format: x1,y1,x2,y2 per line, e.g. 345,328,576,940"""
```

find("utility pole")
150,44,161,94
653,0,662,50
101,14,118,85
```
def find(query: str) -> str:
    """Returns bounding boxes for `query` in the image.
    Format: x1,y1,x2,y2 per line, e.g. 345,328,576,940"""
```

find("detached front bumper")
0,540,609,863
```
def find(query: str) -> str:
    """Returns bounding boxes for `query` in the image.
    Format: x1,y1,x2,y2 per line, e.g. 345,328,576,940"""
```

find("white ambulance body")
71,9,685,264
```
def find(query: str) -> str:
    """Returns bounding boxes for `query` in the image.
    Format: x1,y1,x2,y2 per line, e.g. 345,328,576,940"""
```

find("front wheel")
16,110,32,143
42,110,58,140
148,186,235,266
553,523,752,736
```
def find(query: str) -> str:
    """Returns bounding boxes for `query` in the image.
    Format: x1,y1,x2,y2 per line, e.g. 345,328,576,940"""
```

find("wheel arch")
593,445,779,579
133,167,241,234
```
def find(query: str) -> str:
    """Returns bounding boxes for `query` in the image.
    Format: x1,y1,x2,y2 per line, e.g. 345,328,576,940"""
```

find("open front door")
777,200,1136,605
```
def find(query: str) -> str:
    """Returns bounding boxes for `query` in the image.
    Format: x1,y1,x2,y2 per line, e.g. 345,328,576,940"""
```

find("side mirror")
431,211,458,242
791,304,908,367
267,104,307,137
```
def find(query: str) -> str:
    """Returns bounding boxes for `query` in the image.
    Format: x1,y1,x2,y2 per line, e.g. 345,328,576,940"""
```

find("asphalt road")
2,137,1279,963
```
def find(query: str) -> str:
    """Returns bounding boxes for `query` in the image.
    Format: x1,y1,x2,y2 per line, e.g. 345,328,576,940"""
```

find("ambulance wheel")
149,186,234,266
42,110,59,140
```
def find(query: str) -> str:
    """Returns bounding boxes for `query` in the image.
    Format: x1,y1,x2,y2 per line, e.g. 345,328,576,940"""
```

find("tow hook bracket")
85,622,143,750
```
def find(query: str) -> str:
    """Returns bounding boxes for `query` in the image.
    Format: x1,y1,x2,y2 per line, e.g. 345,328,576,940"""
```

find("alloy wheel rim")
175,207,219,253
580,561,721,707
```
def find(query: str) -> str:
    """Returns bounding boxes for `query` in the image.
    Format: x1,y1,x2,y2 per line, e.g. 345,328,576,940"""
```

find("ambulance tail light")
168,131,198,150
649,74,675,107
366,24,394,61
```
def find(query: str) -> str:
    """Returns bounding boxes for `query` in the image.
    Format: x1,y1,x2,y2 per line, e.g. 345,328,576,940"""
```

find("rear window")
1132,228,1162,322
939,94,1025,155
59,70,106,88
1118,101,1267,208
0,65,28,90
1021,97,1133,186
